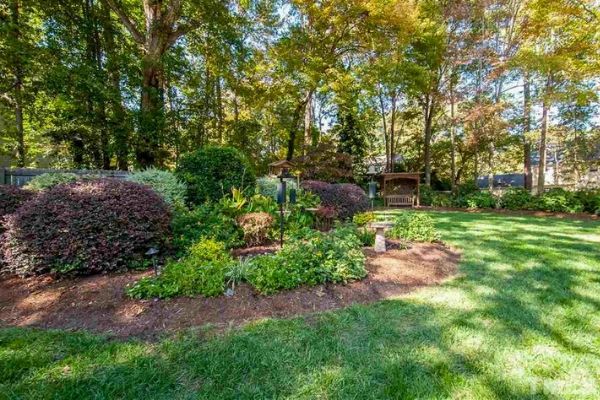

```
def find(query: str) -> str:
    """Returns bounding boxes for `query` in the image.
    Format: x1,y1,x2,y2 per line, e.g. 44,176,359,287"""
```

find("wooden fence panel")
1,168,129,186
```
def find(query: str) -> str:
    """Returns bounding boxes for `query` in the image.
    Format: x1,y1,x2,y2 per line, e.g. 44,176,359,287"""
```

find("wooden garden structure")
381,172,420,207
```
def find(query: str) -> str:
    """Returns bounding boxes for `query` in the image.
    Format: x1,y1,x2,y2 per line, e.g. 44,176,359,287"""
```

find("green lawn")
1,211,599,399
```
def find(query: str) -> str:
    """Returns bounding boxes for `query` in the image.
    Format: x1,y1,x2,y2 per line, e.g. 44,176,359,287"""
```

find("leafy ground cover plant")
1,179,171,276
352,211,376,227
128,168,187,209
24,172,79,191
127,238,231,299
245,227,367,294
176,146,256,204
389,212,440,242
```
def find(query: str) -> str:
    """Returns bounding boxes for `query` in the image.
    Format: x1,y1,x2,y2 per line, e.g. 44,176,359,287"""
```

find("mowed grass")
1,211,599,399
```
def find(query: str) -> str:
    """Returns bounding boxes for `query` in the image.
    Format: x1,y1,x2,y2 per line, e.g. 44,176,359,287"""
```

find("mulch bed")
0,242,460,339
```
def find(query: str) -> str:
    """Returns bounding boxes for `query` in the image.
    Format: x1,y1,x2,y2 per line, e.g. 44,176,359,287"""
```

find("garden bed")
0,242,460,339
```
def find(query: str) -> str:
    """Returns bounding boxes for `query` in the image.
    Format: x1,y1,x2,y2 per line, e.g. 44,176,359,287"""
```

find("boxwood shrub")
499,187,533,210
128,168,187,209
24,172,79,191
176,146,256,204
1,179,171,276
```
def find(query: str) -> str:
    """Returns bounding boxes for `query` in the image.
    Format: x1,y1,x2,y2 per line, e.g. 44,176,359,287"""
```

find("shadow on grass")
1,212,599,399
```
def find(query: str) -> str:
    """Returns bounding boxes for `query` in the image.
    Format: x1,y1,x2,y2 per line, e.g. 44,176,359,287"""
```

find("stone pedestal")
374,227,386,253
369,222,393,253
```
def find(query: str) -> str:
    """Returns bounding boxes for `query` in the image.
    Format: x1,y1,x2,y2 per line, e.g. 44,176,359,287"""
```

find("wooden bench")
385,194,414,207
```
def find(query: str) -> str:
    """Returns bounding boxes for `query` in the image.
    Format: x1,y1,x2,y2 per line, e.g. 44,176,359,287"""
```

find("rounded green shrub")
128,168,187,208
25,172,78,191
459,191,497,209
499,187,534,210
256,176,298,200
176,146,256,204
533,188,583,213
1,179,171,276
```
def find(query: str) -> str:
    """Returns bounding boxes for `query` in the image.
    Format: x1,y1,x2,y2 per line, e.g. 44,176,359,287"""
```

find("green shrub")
533,188,583,213
176,146,256,204
25,172,78,191
256,176,298,200
419,186,435,206
128,168,187,208
574,189,600,214
500,187,534,210
431,192,453,207
127,238,231,299
352,211,375,227
246,227,367,295
389,212,439,242
458,191,497,209
171,204,244,255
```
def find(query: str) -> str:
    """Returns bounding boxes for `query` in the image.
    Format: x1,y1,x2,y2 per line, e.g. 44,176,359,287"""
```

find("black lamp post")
277,167,296,247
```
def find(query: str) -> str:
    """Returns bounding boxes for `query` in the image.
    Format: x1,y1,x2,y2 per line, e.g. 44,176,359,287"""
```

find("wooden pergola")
381,172,421,207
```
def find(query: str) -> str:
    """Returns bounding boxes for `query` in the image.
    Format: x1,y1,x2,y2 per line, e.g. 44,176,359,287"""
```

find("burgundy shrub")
0,185,32,221
1,179,171,276
301,180,369,220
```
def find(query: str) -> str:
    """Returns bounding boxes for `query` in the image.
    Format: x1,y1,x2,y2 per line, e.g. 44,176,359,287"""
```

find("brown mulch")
0,243,460,339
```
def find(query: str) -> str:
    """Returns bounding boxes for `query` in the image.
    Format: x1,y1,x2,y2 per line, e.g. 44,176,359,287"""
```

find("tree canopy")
1,0,599,190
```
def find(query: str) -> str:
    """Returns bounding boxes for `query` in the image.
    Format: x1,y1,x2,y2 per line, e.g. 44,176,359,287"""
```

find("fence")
1,168,129,187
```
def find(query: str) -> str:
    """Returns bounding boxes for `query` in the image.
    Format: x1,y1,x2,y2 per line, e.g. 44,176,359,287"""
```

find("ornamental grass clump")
1,179,171,276
237,212,274,246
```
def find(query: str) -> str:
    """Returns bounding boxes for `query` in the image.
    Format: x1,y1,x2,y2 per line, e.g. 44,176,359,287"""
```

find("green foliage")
389,212,440,242
171,204,243,255
532,188,584,213
352,211,376,227
246,227,367,295
176,146,256,204
457,191,497,209
127,168,187,209
256,176,298,200
24,172,78,191
575,189,600,215
499,188,534,210
127,238,231,299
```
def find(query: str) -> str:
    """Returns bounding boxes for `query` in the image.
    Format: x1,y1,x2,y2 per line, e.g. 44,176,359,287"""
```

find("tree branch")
103,0,145,45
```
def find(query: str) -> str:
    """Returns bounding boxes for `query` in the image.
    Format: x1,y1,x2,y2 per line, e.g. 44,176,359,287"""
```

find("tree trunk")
390,92,397,172
303,90,313,155
138,57,164,167
423,95,435,186
101,2,129,170
10,0,25,167
378,87,389,172
286,98,307,161
216,76,224,144
449,80,457,193
537,75,551,195
523,72,532,190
